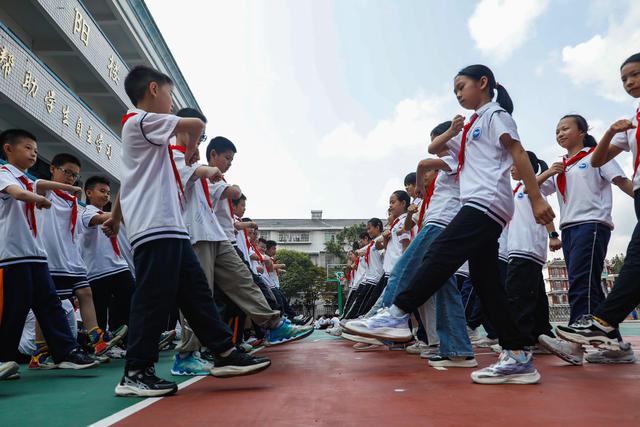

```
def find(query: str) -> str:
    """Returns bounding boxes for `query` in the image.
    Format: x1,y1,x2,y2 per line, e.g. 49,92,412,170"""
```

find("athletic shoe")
115,366,178,397
199,349,216,363
246,337,260,346
490,343,502,354
353,342,385,351
111,325,128,343
406,340,430,355
419,345,440,359
556,315,620,351
6,372,20,380
327,327,343,337
343,308,411,342
474,337,499,348
171,351,212,376
209,350,271,378
303,317,314,326
59,347,100,369
429,355,478,368
94,354,110,364
0,361,19,380
239,342,253,353
526,344,551,355
28,347,58,370
537,335,584,366
471,350,540,384
342,332,384,346
585,345,637,364
159,330,177,350
384,340,412,350
105,346,127,359
467,327,481,342
265,319,314,346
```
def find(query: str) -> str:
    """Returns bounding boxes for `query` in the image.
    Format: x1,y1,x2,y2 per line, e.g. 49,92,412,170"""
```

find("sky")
145,0,640,259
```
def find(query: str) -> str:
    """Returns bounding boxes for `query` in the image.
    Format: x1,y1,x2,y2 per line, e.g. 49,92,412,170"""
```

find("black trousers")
344,281,374,319
272,287,296,318
595,189,640,327
126,239,234,370
360,274,388,316
233,246,281,311
395,206,529,350
90,270,135,334
505,257,554,346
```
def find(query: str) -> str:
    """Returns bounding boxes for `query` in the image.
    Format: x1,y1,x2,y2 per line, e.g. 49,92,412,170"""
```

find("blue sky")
146,0,640,257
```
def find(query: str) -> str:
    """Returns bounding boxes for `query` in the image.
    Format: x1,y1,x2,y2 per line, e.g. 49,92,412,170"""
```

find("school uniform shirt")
171,147,227,244
446,102,518,228
0,164,47,267
117,223,135,277
269,267,280,289
120,108,188,249
498,226,509,263
211,181,235,243
363,236,384,283
79,204,129,280
539,148,625,230
234,215,251,262
35,189,89,276
611,108,640,191
424,156,461,229
507,182,551,265
383,213,411,274
353,256,366,288
248,245,260,275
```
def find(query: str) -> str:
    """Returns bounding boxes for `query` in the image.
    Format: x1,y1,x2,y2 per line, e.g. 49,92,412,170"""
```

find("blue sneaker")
265,319,313,346
344,307,412,342
171,351,212,376
471,350,540,384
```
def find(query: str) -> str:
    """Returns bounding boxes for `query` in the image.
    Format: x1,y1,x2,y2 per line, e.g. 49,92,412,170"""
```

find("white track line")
88,376,205,427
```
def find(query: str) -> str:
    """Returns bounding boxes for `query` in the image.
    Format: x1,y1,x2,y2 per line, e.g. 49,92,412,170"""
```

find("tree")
609,253,625,274
323,222,367,262
276,249,326,314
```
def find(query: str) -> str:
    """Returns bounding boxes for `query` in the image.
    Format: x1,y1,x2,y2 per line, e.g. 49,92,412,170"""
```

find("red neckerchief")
96,208,121,257
417,171,438,231
633,108,640,181
3,167,37,237
364,241,375,265
557,147,595,202
121,112,137,125
53,190,78,242
385,217,401,249
252,243,268,272
272,256,279,277
169,144,213,212
455,113,479,180
513,182,523,195
168,145,187,210
220,177,235,219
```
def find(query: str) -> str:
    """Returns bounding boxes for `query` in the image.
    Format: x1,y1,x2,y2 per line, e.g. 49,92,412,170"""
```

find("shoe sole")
537,337,583,366
475,341,499,348
265,327,314,347
342,332,383,346
0,362,19,380
556,329,621,351
158,331,177,350
209,360,271,378
353,343,385,352
342,324,412,343
585,355,638,364
471,370,541,385
115,384,178,397
28,363,58,370
429,359,478,368
58,360,99,370
170,370,210,376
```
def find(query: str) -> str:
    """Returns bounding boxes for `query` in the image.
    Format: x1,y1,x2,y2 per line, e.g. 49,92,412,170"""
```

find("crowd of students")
331,53,640,385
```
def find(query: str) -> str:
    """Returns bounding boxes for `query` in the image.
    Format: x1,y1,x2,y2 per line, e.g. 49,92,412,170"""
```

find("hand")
449,115,465,135
407,203,418,215
208,167,222,182
382,229,391,239
70,186,83,197
248,222,258,230
189,150,200,165
549,237,562,251
101,217,120,238
609,119,635,135
531,197,555,225
35,195,52,209
549,162,564,176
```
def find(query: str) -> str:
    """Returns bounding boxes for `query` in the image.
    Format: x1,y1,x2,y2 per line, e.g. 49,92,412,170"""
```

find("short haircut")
358,231,370,240
258,237,268,245
352,241,360,251
242,217,252,222
176,108,207,123
266,240,277,250
124,65,173,106
621,52,640,69
206,136,237,162
431,121,452,137
52,153,82,168
404,172,416,186
368,217,383,232
232,194,247,205
0,129,37,160
85,175,111,191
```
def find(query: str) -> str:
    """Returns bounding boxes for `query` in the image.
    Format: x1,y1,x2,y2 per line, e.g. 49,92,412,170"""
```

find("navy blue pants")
126,239,235,370
272,287,296,318
0,262,77,362
561,222,611,324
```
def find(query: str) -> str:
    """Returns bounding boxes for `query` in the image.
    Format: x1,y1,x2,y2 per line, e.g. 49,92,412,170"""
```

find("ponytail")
537,159,548,174
526,150,548,175
457,64,514,114
561,114,596,148
583,134,597,148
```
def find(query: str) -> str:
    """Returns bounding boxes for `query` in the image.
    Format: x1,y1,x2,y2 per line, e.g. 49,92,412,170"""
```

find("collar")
474,101,500,118
2,163,27,179
562,146,593,160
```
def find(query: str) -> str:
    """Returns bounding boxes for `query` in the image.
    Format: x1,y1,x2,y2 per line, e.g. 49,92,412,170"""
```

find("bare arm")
35,180,82,197
403,207,417,231
194,165,222,181
375,234,387,250
545,221,562,251
401,238,410,252
428,115,464,155
173,118,205,167
102,190,122,237
613,176,635,198
89,212,111,227
591,119,635,167
234,221,257,231
3,184,51,209
221,184,242,200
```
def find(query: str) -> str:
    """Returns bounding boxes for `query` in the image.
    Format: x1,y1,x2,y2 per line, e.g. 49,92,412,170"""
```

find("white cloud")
560,2,640,102
468,0,549,61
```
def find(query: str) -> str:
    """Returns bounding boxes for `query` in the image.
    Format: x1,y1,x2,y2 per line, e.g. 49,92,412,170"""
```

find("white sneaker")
471,350,540,384
342,332,384,346
419,345,440,359
537,335,584,366
585,345,637,364
429,356,478,368
490,343,502,354
327,327,343,337
405,341,430,355
474,337,499,348
467,327,481,342
343,308,412,342
105,346,127,359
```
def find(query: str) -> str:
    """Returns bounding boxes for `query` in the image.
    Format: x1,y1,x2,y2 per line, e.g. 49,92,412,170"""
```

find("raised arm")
221,184,242,200
591,119,635,167
173,118,205,167
613,176,635,198
102,190,122,237
35,180,82,197
3,184,51,209
428,115,464,155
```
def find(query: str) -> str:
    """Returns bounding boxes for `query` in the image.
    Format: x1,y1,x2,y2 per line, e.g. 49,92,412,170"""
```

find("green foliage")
276,249,326,312
323,222,367,263
609,253,625,274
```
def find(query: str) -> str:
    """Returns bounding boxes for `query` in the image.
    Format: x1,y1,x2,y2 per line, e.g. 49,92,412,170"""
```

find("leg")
417,298,439,346
108,271,135,332
504,258,544,346
89,276,110,331
434,275,474,357
0,264,33,361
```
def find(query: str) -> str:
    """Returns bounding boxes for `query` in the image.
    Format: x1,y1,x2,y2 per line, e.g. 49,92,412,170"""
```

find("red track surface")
117,337,640,426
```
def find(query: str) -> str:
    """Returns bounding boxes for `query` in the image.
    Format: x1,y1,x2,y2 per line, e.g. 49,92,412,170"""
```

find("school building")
0,0,198,191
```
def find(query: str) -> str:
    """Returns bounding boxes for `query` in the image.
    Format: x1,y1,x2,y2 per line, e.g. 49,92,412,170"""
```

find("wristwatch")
549,231,559,239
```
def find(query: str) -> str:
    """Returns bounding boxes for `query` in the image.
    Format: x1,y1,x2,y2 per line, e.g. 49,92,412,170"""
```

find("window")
278,231,310,243
325,232,337,242
258,231,270,240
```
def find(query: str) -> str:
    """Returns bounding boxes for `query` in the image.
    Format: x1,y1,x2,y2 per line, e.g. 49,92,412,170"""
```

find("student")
342,234,370,319
104,66,271,397
0,129,98,377
265,240,298,319
535,114,632,365
79,175,134,357
349,65,555,384
551,53,640,364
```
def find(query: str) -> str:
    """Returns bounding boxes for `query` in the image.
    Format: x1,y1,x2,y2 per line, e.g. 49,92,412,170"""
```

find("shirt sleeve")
138,112,180,147
81,205,99,229
599,157,626,183
441,155,458,172
490,111,520,143
172,150,200,188
539,178,556,196
210,181,231,204
610,129,632,152
0,168,16,193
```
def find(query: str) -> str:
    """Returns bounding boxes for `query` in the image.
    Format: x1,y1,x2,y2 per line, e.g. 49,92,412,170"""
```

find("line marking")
432,367,448,371
88,376,205,427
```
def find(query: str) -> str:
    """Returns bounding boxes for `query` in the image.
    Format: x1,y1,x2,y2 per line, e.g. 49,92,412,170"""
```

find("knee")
76,287,93,301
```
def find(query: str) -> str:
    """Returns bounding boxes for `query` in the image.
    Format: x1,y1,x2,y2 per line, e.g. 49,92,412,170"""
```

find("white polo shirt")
363,236,384,283
0,164,48,267
383,213,410,274
508,183,550,265
79,204,130,280
540,148,625,230
611,108,640,191
447,102,518,228
353,256,366,288
211,181,236,243
36,190,88,276
498,226,509,263
120,108,189,249
425,158,461,229
235,216,251,262
117,222,135,277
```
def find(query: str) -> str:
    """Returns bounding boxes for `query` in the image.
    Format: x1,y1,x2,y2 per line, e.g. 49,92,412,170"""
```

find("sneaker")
59,347,100,369
526,344,551,355
490,343,502,354
327,327,343,337
471,350,540,384
171,351,212,376
353,342,385,351
199,349,216,363
0,361,19,380
429,355,478,368
474,337,499,348
6,372,21,380
556,315,620,351
265,319,313,346
92,329,122,356
93,354,110,364
384,340,411,350
239,342,253,353
159,330,177,350
209,350,271,378
419,345,440,359
115,366,178,397
538,335,584,366
585,345,637,364
342,332,384,346
110,325,128,343
28,347,58,370
343,308,411,342
406,340,430,355
467,327,481,342
105,346,127,359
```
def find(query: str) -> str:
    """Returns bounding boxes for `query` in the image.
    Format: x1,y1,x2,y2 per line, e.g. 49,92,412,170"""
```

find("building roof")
254,218,367,231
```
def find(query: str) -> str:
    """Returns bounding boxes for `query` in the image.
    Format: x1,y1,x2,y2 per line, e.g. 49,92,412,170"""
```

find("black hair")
84,175,110,192
431,121,452,137
232,194,247,206
391,190,411,211
124,65,173,106
367,217,383,232
358,232,370,240
561,114,597,148
258,237,268,245
266,240,277,250
52,153,81,168
206,136,237,162
621,53,640,70
525,151,548,175
404,172,416,186
242,217,252,222
456,64,513,114
176,108,207,123
0,129,37,160
352,241,360,251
